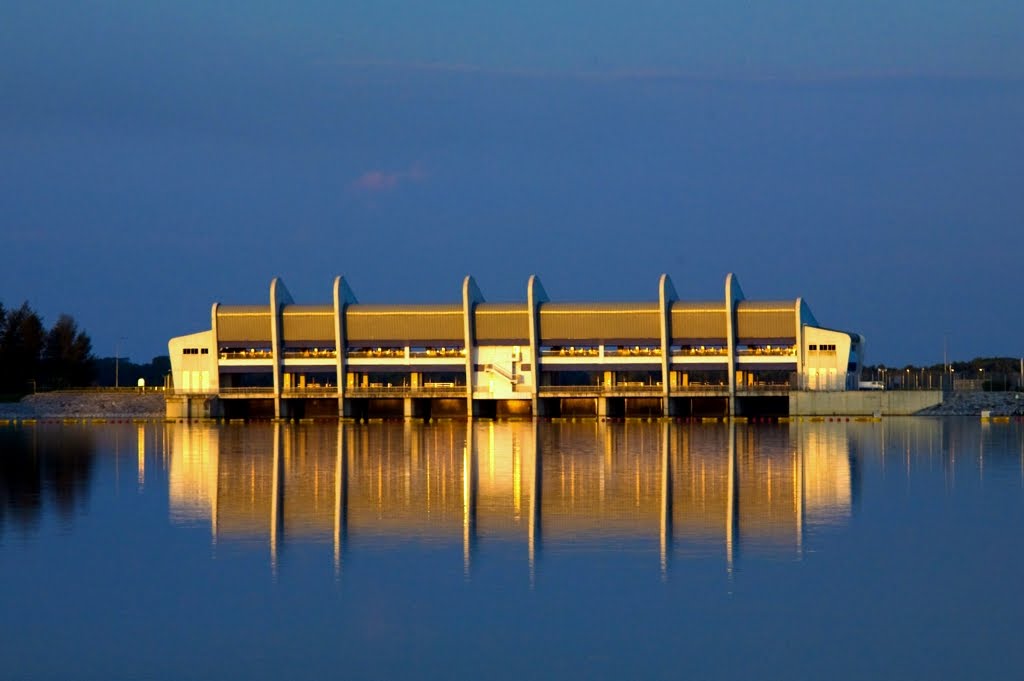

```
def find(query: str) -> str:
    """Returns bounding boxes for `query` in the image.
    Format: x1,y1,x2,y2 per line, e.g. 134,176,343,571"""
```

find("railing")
346,385,467,396
220,350,273,360
737,347,797,357
347,348,405,358
538,385,603,393
735,383,791,392
673,348,728,357
283,350,337,359
541,348,600,357
281,387,338,397
346,348,467,359
608,347,661,357
538,384,663,394
672,384,730,393
168,387,273,396
409,348,465,359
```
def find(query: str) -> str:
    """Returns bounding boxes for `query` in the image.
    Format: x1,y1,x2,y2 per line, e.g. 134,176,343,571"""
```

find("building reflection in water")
166,419,859,576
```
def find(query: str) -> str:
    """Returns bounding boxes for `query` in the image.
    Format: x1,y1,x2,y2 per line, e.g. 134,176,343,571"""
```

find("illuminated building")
167,273,865,418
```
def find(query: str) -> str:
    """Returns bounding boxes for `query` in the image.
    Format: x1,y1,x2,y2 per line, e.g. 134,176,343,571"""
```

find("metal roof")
345,304,464,344
735,300,796,341
474,303,529,343
281,305,335,343
539,302,660,343
217,306,272,343
670,301,727,341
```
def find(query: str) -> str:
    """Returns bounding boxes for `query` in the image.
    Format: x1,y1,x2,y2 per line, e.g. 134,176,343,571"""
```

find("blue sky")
2,2,1023,365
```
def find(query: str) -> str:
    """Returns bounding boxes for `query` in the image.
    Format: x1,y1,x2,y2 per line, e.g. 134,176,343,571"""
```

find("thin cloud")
350,163,427,194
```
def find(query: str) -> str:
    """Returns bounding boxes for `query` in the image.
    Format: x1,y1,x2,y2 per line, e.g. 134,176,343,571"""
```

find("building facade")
167,273,864,419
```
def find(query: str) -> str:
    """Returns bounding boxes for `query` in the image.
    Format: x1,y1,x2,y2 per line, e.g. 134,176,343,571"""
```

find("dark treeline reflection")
0,427,96,537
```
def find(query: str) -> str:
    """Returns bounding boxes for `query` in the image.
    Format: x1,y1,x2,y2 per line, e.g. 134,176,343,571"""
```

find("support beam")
794,297,804,388
269,277,294,420
463,276,485,416
724,273,745,417
658,274,678,416
527,275,549,418
333,276,358,418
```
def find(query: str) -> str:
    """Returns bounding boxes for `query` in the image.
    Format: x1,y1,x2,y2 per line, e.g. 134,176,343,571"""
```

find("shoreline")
1,390,1023,419
0,391,165,419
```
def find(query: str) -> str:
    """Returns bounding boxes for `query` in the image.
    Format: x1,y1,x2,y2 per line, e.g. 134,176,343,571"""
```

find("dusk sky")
2,2,1022,366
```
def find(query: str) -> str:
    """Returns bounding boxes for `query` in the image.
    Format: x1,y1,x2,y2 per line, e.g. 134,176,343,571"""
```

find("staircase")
488,363,517,386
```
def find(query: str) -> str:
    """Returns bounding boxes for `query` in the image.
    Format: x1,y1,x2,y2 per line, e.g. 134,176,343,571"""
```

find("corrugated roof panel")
671,302,727,341
217,307,272,343
281,305,335,342
475,303,529,342
736,300,796,341
540,302,660,343
346,304,464,344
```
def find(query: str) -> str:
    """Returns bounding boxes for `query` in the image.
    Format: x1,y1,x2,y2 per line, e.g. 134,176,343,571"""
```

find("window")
809,345,818,351
200,348,209,355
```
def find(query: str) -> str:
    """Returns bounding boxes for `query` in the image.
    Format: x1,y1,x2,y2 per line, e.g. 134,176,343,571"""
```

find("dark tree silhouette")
0,302,45,393
43,314,94,387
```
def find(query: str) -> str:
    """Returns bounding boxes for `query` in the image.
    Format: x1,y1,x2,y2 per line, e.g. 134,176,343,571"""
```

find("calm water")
2,418,1023,680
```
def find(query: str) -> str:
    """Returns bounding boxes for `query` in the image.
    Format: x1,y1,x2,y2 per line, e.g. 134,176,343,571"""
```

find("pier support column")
597,397,609,418
404,397,415,419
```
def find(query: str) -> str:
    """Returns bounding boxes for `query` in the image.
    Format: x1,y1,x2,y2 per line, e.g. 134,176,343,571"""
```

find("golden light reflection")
165,419,855,574
136,425,146,488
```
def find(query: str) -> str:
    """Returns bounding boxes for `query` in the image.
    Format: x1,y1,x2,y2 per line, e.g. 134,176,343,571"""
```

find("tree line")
0,301,94,395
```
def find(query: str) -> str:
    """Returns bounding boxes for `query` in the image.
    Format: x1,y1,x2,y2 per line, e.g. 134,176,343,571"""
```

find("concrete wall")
166,395,222,419
472,344,533,399
168,330,218,393
801,327,853,391
789,390,942,416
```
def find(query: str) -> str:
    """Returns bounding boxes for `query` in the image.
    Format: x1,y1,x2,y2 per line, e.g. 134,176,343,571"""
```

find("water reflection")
166,420,862,574
0,426,96,538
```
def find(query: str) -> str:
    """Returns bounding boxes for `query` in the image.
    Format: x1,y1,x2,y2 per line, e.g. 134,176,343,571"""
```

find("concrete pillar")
404,397,415,419
333,275,358,420
527,275,549,420
658,274,678,417
463,276,484,418
269,277,293,420
725,273,744,417
597,397,608,418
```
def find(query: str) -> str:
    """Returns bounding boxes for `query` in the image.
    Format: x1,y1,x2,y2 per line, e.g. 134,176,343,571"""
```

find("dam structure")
166,273,869,420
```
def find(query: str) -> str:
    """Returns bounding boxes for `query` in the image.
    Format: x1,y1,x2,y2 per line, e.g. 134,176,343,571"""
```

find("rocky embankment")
0,391,165,418
917,391,1024,417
